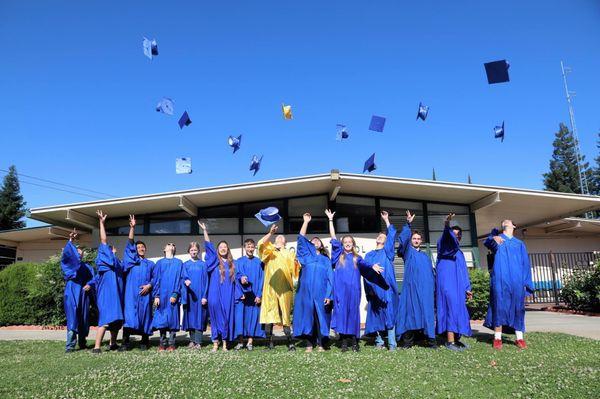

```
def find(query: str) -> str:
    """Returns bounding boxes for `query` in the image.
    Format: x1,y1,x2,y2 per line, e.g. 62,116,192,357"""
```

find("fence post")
549,251,560,305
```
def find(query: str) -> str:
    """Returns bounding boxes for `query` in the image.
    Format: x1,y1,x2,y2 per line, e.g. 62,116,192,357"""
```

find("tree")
432,168,437,181
0,166,27,231
468,174,472,184
543,123,593,194
590,131,600,196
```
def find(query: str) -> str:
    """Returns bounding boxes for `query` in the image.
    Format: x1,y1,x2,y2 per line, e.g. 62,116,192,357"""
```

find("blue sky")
1,1,600,225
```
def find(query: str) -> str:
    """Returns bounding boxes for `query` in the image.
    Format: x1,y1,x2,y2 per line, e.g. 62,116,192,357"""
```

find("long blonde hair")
338,235,358,268
217,241,236,283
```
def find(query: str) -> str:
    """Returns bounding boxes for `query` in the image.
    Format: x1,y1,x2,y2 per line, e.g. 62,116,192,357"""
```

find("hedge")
560,260,600,312
467,268,490,320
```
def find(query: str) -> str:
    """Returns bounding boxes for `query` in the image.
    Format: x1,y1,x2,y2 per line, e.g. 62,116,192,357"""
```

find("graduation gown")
122,241,156,335
234,255,266,338
90,244,124,327
293,235,334,340
206,242,240,341
181,258,210,332
363,224,399,335
330,238,389,338
60,242,94,335
395,224,435,339
258,239,300,325
435,225,472,336
483,230,534,333
152,257,186,332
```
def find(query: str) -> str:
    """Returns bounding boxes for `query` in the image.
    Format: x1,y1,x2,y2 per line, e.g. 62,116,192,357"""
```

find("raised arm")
258,224,278,262
483,227,503,253
96,210,108,245
61,238,80,280
381,211,396,261
325,209,336,239
437,213,459,257
204,241,219,273
128,214,136,242
198,220,210,242
299,213,311,237
397,210,414,258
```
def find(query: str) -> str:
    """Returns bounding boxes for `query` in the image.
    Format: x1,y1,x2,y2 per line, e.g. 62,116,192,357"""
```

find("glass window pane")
379,199,424,234
427,203,469,214
149,220,191,234
288,217,328,234
429,230,472,247
427,214,471,231
243,218,284,234
335,195,377,232
201,205,239,218
205,218,239,234
288,196,328,217
106,218,143,235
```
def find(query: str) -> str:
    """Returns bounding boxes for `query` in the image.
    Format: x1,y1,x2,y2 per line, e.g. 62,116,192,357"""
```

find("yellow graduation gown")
258,238,299,325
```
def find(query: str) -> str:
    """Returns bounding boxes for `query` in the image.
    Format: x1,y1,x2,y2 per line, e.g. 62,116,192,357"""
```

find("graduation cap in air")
249,155,263,175
228,135,242,153
363,153,376,173
282,103,293,120
369,115,386,132
494,121,505,142
175,157,192,174
484,60,510,84
156,97,174,115
416,102,429,121
142,37,159,60
255,206,282,227
336,124,349,141
178,111,192,129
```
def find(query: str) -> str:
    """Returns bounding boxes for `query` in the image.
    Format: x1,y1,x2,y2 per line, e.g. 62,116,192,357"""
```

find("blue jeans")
189,330,203,345
66,330,87,350
375,328,396,349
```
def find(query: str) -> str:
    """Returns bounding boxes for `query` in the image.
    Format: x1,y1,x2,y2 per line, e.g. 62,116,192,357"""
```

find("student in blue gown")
483,220,534,350
293,213,334,352
90,211,124,354
325,209,387,352
363,210,399,351
60,229,94,352
120,214,156,351
152,243,188,351
395,210,436,349
181,224,212,349
206,232,241,352
436,213,472,351
234,238,265,351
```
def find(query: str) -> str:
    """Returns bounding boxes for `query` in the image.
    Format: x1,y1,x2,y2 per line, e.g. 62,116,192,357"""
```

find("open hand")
96,210,107,223
406,210,415,224
372,264,384,274
69,228,79,242
269,224,278,234
198,220,206,231
129,214,136,228
254,297,261,305
324,209,335,220
445,213,455,224
139,284,151,296
466,291,473,300
493,236,505,245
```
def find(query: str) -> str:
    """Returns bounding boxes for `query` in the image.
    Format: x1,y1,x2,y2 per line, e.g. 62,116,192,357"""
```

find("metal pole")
549,251,560,305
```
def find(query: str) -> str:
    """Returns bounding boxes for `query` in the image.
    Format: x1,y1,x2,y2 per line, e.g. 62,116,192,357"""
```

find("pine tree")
543,123,593,194
590,131,600,196
432,168,437,181
0,165,27,230
468,174,472,184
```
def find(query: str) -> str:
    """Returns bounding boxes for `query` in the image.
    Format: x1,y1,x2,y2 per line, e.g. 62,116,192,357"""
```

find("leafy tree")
0,165,27,231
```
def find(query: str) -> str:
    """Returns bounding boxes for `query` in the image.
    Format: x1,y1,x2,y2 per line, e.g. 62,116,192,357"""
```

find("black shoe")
118,343,130,352
340,339,349,352
445,342,464,352
400,342,414,349
65,348,74,353
78,343,89,350
264,341,275,350
352,344,360,352
455,340,470,349
109,344,120,351
425,340,439,349
139,344,148,351
287,344,296,351
92,348,101,354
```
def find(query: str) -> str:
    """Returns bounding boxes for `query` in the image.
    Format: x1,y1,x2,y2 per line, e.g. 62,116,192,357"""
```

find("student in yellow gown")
258,224,300,350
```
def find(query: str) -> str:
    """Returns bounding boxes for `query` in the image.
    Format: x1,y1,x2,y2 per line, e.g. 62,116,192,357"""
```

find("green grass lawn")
0,333,598,398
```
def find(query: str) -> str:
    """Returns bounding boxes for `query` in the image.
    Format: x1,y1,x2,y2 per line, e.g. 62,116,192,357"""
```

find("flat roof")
0,225,87,245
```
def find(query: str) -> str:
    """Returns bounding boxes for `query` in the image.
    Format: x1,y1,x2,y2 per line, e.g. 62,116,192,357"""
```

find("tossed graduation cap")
369,115,386,132
484,60,510,84
178,111,192,129
282,103,293,120
175,157,192,174
156,97,174,115
416,102,429,121
255,206,281,227
336,124,349,141
249,155,263,175
363,153,376,173
142,37,159,60
494,121,505,142
228,135,242,153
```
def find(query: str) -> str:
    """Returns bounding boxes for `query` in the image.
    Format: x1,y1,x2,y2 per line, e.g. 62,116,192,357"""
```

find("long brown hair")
217,241,235,283
338,235,358,268
312,237,330,258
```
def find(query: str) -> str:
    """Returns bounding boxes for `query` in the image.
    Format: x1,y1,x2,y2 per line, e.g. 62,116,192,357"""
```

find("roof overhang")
524,217,600,237
0,225,88,245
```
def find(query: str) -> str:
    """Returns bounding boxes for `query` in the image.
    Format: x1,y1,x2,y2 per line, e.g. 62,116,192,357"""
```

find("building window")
288,196,328,233
335,195,377,233
427,203,472,246
106,218,144,236
200,205,240,234
379,199,425,237
242,200,284,234
148,212,192,235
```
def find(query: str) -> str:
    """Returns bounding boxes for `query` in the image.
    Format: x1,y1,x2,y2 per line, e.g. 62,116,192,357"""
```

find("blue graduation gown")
330,238,389,338
234,255,266,338
122,241,156,335
435,225,472,336
91,244,124,327
60,242,94,335
181,258,210,332
363,224,399,335
206,242,240,341
483,230,534,333
152,257,186,332
293,235,334,340
395,224,435,339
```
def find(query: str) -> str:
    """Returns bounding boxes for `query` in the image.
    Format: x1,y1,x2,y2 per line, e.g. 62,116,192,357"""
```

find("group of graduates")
61,207,534,354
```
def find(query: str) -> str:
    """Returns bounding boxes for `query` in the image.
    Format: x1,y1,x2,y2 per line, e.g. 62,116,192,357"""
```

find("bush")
560,261,600,312
467,268,490,320
0,249,97,326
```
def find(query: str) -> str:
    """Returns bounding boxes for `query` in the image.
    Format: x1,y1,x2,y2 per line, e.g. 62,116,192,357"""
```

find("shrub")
560,261,600,312
467,267,490,320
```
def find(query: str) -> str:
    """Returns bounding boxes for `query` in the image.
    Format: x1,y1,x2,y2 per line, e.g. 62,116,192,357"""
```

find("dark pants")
401,329,435,346
189,329,203,345
159,329,176,347
122,327,149,346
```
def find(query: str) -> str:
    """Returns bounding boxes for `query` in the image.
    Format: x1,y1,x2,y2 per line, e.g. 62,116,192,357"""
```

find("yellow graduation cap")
281,103,293,120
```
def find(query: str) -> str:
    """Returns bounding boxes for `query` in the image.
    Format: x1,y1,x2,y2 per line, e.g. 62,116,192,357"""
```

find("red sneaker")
158,346,165,352
515,339,527,349
167,346,176,352
493,339,502,350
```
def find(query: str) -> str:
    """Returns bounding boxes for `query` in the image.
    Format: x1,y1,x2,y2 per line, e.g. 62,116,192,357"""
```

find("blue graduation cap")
143,37,159,60
369,115,386,132
156,97,174,115
363,153,376,173
228,135,242,153
178,111,192,129
416,102,429,121
494,121,505,142
249,155,263,175
336,124,349,141
254,206,281,227
484,60,510,84
175,157,192,174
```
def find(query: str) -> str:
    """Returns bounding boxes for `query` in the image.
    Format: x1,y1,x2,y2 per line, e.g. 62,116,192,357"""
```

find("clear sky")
1,1,600,225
